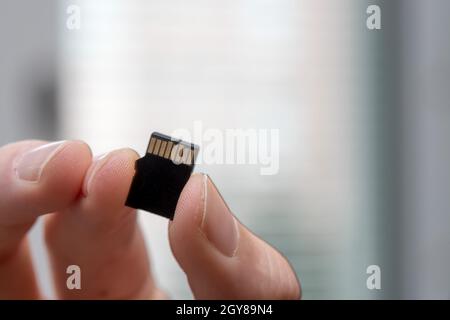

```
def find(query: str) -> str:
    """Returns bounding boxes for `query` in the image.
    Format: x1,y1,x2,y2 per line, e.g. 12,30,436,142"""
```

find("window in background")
59,0,382,299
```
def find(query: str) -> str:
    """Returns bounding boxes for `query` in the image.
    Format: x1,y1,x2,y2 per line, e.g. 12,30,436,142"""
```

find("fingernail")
14,141,67,182
201,174,239,257
82,152,110,196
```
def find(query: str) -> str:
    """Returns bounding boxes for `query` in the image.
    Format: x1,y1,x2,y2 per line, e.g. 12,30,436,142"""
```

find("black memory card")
125,132,199,220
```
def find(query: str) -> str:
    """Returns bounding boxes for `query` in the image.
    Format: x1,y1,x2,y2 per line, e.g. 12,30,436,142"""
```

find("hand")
0,140,300,299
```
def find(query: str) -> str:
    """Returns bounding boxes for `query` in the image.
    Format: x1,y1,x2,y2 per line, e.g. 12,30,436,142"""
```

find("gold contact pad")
148,138,196,165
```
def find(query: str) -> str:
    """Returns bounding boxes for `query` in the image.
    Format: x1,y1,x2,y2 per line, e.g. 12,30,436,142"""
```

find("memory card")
125,132,199,220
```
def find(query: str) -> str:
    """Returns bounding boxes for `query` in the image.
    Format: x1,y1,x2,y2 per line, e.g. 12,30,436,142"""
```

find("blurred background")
0,0,449,299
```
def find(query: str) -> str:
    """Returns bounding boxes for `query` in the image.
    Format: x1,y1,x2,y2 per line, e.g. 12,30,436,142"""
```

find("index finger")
0,140,91,299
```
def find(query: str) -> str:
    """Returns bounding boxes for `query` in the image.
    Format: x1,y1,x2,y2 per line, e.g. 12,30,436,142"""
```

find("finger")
45,149,162,299
0,240,38,299
169,173,301,300
0,140,92,299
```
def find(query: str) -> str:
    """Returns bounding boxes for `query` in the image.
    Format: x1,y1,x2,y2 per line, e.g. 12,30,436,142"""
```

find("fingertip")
0,139,94,228
173,173,206,222
169,173,206,240
82,148,139,210
39,140,92,193
12,140,92,213
168,173,301,299
168,173,208,273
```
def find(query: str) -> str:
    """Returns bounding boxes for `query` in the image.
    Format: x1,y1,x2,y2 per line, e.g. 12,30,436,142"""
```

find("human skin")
0,140,300,299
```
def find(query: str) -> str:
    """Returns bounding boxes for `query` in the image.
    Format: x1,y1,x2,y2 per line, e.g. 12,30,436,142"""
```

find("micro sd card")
125,132,199,220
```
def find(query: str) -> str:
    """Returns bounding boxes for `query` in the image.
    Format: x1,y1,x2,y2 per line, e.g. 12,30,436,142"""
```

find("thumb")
168,173,301,299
